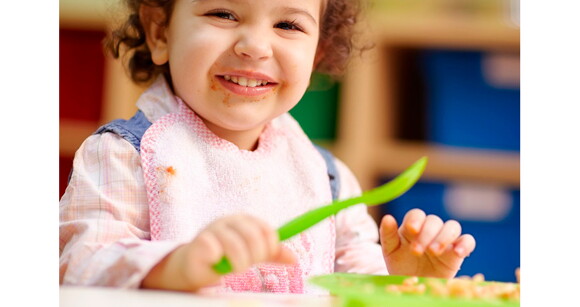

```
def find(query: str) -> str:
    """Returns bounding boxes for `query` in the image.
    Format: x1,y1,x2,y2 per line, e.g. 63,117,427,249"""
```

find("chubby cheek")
169,53,203,100
281,47,317,99
168,31,227,99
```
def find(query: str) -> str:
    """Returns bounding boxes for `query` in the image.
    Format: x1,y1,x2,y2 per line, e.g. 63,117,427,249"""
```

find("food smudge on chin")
223,93,231,106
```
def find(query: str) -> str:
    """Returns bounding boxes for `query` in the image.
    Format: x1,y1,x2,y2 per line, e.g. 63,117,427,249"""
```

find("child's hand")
142,214,297,292
379,209,476,279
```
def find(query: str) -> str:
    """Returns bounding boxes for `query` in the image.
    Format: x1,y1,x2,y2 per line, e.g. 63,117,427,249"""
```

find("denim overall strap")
90,110,340,200
313,145,340,201
94,110,152,153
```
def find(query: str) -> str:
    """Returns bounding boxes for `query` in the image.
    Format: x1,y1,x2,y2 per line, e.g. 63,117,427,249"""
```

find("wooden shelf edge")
367,13,520,50
376,142,520,187
60,0,123,30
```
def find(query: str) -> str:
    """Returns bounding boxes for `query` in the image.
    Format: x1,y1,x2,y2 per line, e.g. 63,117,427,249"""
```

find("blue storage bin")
420,50,520,151
381,180,520,282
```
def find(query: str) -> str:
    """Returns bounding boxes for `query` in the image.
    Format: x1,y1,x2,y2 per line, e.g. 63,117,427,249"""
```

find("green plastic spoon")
212,156,428,274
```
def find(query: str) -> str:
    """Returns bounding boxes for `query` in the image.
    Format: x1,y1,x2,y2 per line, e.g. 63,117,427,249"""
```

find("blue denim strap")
88,110,340,200
94,110,152,153
313,145,340,201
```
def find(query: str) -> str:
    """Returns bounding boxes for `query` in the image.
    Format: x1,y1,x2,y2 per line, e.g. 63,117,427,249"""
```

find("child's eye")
275,20,304,32
205,10,237,21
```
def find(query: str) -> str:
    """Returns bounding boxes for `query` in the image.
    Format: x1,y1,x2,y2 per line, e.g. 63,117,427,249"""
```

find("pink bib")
140,100,335,293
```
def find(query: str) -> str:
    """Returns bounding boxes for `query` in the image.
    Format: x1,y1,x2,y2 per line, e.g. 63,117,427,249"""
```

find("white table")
60,286,340,307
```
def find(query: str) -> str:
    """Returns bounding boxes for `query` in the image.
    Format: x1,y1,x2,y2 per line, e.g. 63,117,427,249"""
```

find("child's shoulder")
94,110,151,153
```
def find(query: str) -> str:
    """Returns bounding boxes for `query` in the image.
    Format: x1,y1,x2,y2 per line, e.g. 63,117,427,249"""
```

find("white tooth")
247,79,257,87
224,75,231,81
262,80,268,86
231,76,238,83
237,77,248,86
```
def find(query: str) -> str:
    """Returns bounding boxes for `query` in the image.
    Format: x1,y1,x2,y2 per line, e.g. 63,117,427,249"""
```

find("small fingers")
207,215,285,273
212,224,251,273
436,233,476,267
411,214,444,255
427,219,462,256
247,216,280,261
399,209,426,244
452,234,476,258
193,231,223,264
225,216,272,264
248,217,297,265
379,214,401,256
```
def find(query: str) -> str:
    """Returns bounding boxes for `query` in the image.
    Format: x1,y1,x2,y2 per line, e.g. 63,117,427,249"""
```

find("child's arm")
333,159,389,274
379,209,476,278
60,133,182,287
141,215,296,291
60,133,296,291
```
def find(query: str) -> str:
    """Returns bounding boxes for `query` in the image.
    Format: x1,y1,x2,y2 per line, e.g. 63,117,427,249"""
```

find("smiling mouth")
221,75,275,88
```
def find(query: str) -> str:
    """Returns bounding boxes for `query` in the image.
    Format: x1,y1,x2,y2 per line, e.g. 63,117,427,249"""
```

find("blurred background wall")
60,0,520,282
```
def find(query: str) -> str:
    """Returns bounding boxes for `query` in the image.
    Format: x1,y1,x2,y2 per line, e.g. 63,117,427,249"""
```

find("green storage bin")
290,73,340,141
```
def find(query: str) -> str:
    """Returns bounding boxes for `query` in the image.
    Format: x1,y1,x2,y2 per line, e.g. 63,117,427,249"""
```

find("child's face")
151,0,322,146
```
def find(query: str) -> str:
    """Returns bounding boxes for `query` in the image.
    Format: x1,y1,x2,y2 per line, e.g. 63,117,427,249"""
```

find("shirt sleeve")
333,158,388,275
59,132,182,288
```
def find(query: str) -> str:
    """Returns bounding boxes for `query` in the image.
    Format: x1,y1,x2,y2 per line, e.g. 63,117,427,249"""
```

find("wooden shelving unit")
333,7,520,221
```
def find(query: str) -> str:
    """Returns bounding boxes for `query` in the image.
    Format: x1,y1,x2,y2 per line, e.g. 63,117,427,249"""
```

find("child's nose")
233,31,273,61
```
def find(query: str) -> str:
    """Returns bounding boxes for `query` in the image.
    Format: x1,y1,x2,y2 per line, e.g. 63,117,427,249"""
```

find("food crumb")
166,166,176,175
383,274,519,302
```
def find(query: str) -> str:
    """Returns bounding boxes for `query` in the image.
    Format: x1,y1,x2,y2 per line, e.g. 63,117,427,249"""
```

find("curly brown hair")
105,0,367,84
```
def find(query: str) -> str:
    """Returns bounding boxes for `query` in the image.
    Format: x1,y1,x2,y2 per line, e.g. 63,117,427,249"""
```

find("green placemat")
309,273,519,307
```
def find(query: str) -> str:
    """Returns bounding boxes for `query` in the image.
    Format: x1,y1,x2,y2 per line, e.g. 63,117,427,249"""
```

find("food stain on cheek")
264,87,278,101
209,75,233,106
258,87,279,101
210,78,219,91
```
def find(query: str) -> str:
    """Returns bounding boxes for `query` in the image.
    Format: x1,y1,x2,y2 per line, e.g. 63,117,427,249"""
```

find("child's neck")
201,119,263,151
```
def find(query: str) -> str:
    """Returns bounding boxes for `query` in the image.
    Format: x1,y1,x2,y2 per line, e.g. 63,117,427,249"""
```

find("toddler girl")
59,0,476,293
